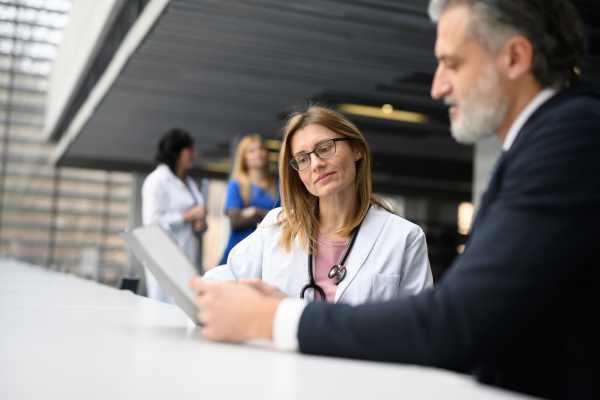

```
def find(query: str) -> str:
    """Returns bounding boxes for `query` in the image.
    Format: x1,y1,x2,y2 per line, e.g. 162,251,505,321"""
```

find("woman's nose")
310,153,326,168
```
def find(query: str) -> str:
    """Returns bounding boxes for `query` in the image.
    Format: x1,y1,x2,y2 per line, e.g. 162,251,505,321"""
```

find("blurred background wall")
0,0,135,286
1,0,598,290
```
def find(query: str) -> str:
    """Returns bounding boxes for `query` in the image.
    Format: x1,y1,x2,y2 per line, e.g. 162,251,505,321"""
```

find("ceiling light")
381,104,393,114
264,139,281,150
457,202,474,235
337,103,429,124
202,162,230,173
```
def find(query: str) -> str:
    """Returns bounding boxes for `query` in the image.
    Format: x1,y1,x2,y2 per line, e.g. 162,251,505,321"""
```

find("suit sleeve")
298,103,600,371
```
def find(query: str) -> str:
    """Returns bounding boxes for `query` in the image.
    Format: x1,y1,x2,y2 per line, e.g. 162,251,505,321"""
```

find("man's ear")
499,35,534,82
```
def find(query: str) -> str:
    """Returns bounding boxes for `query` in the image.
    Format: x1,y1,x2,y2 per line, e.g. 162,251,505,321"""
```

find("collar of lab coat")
157,163,188,187
295,205,390,303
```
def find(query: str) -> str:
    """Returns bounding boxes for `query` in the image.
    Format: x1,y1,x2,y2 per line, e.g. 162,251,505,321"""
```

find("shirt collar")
158,163,184,183
502,87,557,151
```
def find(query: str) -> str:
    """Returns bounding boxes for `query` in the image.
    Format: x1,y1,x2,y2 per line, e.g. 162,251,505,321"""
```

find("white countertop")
0,260,537,400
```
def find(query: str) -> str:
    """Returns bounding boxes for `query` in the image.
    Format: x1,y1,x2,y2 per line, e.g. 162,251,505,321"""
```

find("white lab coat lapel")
293,234,314,301
334,207,389,303
165,168,189,197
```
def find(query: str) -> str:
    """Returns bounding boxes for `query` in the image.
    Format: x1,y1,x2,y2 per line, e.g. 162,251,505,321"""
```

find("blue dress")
219,180,280,265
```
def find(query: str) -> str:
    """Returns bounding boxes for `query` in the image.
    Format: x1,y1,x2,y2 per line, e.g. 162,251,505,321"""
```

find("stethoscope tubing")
300,252,327,301
300,204,371,302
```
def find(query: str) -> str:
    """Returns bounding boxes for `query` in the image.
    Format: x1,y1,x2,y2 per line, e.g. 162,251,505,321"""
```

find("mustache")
444,95,459,107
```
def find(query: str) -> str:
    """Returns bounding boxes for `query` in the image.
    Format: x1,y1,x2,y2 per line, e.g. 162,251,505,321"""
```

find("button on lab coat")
204,206,433,304
142,164,204,303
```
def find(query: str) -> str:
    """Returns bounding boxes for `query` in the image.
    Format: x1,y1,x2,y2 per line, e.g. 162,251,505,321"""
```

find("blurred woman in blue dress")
220,134,280,265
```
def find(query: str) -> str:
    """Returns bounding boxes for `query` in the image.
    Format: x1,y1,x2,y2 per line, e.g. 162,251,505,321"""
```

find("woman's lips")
316,172,335,184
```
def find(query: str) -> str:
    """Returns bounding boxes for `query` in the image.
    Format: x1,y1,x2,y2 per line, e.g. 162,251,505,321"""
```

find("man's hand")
189,277,281,342
239,278,290,299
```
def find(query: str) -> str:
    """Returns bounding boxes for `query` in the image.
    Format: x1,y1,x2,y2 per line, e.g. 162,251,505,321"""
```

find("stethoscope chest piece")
328,264,346,285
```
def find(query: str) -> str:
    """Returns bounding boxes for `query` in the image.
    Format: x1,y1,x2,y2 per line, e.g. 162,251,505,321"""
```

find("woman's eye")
297,156,308,164
318,146,330,154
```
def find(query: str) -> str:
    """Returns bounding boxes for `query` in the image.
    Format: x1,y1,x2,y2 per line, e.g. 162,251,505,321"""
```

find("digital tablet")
120,224,201,325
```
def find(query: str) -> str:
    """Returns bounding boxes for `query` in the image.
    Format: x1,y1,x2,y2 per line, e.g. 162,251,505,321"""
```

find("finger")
239,277,261,286
189,275,204,289
201,325,217,339
197,309,210,327
201,279,220,289
194,292,204,305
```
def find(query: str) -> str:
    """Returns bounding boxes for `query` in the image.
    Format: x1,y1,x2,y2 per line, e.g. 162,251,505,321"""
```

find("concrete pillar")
123,171,147,294
472,136,503,213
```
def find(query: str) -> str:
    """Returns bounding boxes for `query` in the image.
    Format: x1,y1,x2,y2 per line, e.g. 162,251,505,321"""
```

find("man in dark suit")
190,0,600,398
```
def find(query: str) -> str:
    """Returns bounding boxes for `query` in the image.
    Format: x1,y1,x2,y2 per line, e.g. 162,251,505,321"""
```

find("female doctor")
143,128,206,304
203,106,432,304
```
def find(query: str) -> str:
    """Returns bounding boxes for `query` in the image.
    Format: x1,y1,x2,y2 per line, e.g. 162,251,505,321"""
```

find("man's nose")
430,66,450,100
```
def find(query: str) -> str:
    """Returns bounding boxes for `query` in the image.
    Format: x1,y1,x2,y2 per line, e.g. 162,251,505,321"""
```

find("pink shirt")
313,233,350,303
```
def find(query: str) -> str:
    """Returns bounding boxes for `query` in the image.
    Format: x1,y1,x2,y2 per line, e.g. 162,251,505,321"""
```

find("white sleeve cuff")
273,298,307,352
161,212,185,231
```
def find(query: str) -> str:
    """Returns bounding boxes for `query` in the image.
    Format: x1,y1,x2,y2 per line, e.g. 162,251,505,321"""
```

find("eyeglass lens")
291,139,337,171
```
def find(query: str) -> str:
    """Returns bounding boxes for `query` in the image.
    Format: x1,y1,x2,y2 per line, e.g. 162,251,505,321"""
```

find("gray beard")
446,67,508,144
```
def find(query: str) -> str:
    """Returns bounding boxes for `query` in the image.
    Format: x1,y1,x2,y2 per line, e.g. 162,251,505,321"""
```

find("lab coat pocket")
372,274,401,302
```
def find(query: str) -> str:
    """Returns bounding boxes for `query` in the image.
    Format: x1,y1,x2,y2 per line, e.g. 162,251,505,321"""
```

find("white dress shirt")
142,164,203,304
272,87,558,352
502,88,557,151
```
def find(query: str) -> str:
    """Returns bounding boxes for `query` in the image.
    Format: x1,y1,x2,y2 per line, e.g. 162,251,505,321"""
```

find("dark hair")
155,128,195,175
428,0,584,89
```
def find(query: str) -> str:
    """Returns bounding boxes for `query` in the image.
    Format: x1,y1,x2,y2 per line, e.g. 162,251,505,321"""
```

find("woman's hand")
227,207,269,230
240,206,259,218
194,219,207,233
239,278,289,299
182,204,206,222
189,277,281,342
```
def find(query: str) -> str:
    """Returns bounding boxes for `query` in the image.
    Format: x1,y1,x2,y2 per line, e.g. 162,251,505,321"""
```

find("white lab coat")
204,205,433,304
142,164,204,304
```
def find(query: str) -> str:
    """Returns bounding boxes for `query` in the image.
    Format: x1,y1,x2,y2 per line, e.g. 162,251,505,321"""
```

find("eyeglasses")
288,138,351,171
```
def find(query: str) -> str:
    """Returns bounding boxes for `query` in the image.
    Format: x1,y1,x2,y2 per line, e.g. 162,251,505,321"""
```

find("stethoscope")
300,205,370,302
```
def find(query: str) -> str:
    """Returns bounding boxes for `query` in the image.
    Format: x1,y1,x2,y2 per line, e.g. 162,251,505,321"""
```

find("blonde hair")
276,105,394,254
231,134,276,206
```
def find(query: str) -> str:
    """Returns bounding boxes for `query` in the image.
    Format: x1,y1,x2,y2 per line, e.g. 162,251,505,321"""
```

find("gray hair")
428,0,584,89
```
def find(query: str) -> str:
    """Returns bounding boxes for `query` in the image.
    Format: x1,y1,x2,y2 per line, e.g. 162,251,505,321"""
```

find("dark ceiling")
54,0,600,202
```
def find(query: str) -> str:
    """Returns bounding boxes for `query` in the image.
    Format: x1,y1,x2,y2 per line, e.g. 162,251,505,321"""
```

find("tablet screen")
121,224,200,325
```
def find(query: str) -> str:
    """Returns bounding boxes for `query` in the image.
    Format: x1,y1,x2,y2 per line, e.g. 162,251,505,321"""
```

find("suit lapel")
335,207,389,303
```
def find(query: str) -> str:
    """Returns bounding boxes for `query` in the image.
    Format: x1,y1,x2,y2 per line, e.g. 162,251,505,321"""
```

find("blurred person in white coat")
143,128,206,304
203,106,432,304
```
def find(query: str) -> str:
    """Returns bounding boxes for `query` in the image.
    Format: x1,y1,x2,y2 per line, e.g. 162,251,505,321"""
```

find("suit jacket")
297,83,600,400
